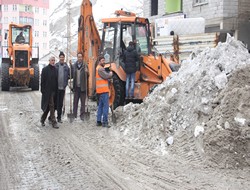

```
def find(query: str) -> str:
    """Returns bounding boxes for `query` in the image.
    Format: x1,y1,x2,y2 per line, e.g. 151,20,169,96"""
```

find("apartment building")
143,0,250,50
0,0,50,59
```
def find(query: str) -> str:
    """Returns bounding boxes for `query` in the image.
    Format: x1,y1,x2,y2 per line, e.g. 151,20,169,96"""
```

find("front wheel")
109,74,125,109
30,64,39,90
1,62,10,91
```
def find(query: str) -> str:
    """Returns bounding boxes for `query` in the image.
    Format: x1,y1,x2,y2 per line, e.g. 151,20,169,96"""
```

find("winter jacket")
55,62,70,89
123,45,138,74
41,64,58,112
72,61,89,92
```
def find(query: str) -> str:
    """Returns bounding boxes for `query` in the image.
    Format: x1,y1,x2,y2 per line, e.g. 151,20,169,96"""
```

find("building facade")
0,0,50,59
143,0,250,50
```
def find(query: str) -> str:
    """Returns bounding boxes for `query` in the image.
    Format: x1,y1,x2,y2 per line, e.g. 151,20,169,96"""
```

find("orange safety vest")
96,65,109,94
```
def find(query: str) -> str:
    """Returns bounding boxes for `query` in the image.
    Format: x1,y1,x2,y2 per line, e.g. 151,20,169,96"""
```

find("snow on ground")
114,35,250,169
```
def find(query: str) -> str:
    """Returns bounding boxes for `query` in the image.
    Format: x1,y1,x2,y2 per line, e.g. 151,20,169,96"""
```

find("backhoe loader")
78,0,179,109
1,23,39,91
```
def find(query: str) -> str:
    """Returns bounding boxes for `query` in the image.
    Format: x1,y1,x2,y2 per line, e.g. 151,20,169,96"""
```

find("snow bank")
115,35,250,169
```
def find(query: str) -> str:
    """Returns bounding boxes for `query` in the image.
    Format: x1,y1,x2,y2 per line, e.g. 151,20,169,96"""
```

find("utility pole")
66,0,71,63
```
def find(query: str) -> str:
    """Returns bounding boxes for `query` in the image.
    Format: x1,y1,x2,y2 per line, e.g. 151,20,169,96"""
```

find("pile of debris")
115,35,250,169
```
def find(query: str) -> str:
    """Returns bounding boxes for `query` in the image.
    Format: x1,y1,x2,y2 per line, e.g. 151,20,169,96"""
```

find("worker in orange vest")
96,55,113,127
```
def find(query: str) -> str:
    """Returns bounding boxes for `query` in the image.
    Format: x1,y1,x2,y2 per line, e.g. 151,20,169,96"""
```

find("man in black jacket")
55,51,69,123
40,56,58,128
71,52,89,120
124,41,138,99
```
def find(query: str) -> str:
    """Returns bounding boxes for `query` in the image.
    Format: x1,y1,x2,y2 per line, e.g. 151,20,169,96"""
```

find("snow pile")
115,35,250,169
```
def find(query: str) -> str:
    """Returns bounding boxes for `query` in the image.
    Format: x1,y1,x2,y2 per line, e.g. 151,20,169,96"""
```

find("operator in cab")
15,31,25,43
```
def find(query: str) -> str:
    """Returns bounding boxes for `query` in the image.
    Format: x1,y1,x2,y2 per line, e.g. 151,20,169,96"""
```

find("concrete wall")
237,0,250,50
143,0,250,50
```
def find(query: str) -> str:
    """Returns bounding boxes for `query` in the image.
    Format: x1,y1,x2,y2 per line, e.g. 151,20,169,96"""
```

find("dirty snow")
114,35,250,169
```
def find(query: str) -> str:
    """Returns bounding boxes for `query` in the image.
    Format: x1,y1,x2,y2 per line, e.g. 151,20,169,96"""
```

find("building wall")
143,0,250,49
0,0,49,58
237,0,250,49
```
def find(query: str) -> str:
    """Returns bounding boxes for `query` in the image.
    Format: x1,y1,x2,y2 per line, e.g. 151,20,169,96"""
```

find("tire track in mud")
71,125,193,190
1,90,250,189
0,90,141,189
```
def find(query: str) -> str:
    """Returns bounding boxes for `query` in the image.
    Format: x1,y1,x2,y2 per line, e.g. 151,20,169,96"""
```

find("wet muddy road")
0,89,249,190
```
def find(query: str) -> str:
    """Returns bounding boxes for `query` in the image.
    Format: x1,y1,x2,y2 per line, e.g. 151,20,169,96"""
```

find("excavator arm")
78,0,101,97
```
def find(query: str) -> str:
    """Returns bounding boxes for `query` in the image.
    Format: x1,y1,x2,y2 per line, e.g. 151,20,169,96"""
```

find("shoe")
57,118,63,123
48,116,52,124
80,116,84,121
52,122,59,129
96,121,102,126
40,119,45,127
102,123,111,128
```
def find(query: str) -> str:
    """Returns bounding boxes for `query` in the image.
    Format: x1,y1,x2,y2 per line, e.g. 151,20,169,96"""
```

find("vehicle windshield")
12,26,30,44
135,24,149,54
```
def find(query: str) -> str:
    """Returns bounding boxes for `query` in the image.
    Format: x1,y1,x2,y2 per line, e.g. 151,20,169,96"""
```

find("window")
35,42,39,47
4,17,8,24
4,5,8,11
43,43,47,49
35,31,39,37
43,31,47,37
12,17,17,23
151,0,158,16
43,8,47,15
27,17,34,25
35,19,39,26
35,7,39,13
166,0,182,13
25,5,30,12
13,4,17,11
43,20,47,26
194,0,208,5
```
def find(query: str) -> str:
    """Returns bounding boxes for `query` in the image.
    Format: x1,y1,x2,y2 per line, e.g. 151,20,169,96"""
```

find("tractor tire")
1,62,10,91
112,74,125,109
30,64,40,91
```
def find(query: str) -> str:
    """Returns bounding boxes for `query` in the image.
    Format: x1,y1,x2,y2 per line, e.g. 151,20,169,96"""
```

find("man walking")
96,55,113,127
40,56,58,128
71,52,89,120
124,41,138,99
55,51,69,123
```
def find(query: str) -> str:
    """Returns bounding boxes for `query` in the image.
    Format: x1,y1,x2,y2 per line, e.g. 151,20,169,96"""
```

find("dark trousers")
73,87,86,118
57,89,65,120
41,92,56,124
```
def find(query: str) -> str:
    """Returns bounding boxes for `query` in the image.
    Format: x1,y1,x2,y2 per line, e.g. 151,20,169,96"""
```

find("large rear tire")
30,64,39,91
1,62,10,91
111,74,125,109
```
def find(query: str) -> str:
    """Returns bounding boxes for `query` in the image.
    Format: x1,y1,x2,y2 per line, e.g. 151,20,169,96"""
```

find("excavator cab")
100,17,150,68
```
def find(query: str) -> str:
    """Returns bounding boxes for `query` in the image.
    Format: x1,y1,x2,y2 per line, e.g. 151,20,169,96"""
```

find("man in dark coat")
55,51,69,123
123,41,138,99
40,56,58,128
71,52,89,120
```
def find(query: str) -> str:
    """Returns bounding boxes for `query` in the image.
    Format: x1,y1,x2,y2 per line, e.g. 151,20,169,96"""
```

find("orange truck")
1,23,39,91
78,0,179,109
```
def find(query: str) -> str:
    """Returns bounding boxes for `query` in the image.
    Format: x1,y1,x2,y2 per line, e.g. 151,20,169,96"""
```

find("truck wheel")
1,62,10,91
30,64,39,91
111,74,125,109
